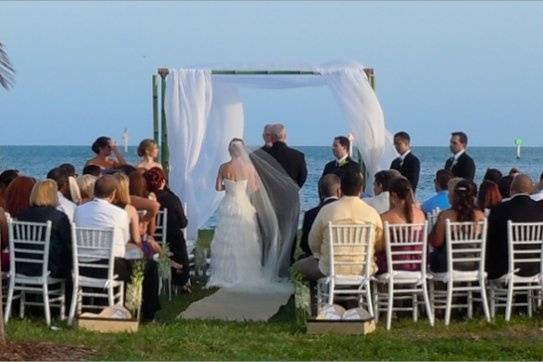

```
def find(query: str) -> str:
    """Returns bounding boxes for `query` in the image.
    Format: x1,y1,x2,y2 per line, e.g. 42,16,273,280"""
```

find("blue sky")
1,1,542,146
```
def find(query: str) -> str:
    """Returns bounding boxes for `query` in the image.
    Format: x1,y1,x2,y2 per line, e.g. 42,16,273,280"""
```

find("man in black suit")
268,124,308,188
486,174,543,280
444,131,476,180
299,174,341,258
321,136,361,180
390,131,420,191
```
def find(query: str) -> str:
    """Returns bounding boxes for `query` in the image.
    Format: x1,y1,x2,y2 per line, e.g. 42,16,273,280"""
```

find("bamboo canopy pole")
158,68,169,174
152,75,159,144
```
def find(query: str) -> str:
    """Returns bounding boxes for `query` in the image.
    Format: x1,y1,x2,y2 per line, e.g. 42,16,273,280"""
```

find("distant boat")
515,138,523,159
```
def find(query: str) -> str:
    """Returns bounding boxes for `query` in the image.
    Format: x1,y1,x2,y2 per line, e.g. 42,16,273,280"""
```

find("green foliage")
125,260,145,319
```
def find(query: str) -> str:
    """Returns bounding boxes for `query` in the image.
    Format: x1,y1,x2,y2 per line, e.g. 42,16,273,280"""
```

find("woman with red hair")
477,180,502,215
5,176,36,218
144,167,190,290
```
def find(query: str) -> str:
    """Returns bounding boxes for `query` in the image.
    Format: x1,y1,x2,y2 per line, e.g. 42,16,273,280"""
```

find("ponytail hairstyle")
389,177,415,223
452,179,478,222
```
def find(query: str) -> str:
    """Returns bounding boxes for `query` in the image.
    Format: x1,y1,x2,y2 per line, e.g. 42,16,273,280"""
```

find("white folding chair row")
429,219,491,326
488,221,543,321
373,221,434,330
4,220,66,327
68,225,124,325
154,208,173,300
317,222,375,317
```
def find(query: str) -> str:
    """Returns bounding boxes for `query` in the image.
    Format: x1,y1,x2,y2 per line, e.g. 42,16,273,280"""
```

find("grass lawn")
4,230,543,360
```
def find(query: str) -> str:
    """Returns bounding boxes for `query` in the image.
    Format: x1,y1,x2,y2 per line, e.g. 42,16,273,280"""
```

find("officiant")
322,136,361,180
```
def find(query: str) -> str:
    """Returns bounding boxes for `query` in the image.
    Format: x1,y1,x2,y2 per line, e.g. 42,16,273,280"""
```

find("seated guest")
299,174,341,259
117,164,137,176
129,169,159,237
74,175,129,258
74,175,159,320
85,136,127,170
17,180,71,278
530,171,543,202
321,136,361,180
364,169,402,214
76,174,97,204
497,175,514,199
59,164,82,204
137,139,163,170
293,170,384,282
509,168,520,177
47,167,76,222
144,167,190,289
486,174,543,280
112,173,143,249
82,164,101,177
0,206,8,271
477,180,502,215
390,131,421,191
4,176,36,219
0,169,20,208
483,168,503,183
422,169,453,214
377,177,426,273
429,180,485,272
447,177,463,204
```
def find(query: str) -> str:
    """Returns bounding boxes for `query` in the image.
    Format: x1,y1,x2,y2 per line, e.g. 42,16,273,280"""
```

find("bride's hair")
228,138,245,157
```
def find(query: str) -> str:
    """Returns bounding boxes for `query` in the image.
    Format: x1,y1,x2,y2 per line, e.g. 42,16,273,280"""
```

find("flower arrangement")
290,268,311,327
125,260,145,321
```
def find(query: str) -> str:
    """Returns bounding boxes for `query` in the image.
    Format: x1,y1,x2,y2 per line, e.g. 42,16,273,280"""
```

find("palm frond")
0,42,15,90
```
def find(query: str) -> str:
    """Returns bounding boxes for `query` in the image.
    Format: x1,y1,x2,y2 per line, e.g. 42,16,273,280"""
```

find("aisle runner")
179,289,292,321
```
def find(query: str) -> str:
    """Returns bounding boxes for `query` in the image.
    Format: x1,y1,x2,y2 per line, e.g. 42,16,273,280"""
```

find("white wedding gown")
207,179,268,290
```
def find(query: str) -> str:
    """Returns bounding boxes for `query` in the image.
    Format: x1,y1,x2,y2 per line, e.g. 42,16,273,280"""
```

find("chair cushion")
430,270,486,282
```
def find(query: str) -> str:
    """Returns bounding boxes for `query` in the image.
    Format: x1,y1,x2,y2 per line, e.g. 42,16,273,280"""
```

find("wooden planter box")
77,316,139,333
306,318,376,335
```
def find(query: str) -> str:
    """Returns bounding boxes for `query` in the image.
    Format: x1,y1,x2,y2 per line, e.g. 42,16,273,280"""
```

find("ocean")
1,145,541,226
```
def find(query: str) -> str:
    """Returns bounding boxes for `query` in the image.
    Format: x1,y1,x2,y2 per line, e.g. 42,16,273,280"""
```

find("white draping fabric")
165,62,395,239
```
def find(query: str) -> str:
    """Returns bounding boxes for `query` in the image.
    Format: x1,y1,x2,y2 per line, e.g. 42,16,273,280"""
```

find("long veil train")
235,143,300,280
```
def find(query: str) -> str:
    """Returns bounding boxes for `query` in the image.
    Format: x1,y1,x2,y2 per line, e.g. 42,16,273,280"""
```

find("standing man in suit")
299,174,341,259
444,131,476,180
268,124,308,188
486,174,543,280
390,131,420,191
322,136,361,180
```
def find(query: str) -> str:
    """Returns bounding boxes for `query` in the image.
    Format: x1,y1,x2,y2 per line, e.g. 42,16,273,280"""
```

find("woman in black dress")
143,167,190,288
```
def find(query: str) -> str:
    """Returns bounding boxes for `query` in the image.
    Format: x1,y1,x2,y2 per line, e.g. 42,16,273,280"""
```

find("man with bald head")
299,174,341,258
486,174,543,280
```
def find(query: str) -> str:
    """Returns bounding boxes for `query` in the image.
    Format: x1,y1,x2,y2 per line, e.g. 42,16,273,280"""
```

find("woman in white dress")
207,138,265,289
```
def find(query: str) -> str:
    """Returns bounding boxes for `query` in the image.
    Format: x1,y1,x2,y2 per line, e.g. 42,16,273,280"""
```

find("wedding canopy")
158,62,396,238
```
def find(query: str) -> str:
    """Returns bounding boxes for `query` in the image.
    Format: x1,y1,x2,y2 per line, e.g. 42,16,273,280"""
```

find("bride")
206,138,299,290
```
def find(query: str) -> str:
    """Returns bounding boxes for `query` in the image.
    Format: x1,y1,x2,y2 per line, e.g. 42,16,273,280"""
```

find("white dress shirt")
531,189,543,202
74,198,130,258
363,191,390,214
397,149,411,166
57,192,76,222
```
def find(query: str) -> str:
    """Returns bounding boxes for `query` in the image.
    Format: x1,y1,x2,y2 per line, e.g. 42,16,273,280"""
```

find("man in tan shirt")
293,170,384,281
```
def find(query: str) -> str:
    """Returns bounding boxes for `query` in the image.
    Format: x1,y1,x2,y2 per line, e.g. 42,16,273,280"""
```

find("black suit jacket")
17,206,72,279
268,142,308,188
322,157,361,180
444,152,476,180
486,195,543,279
390,152,421,190
299,198,338,257
155,188,189,286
